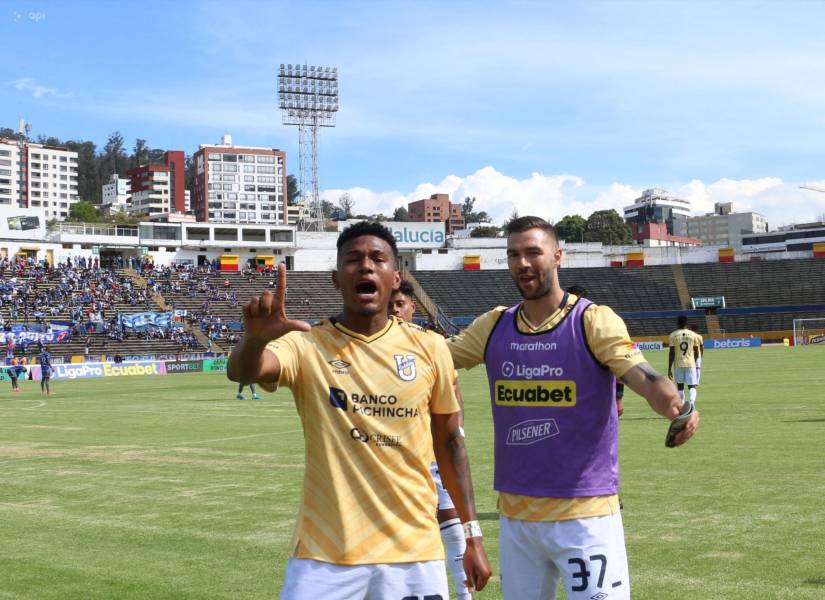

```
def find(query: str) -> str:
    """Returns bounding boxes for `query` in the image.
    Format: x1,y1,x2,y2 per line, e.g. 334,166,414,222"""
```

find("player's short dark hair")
566,284,588,298
677,315,688,328
393,280,415,299
336,221,399,265
504,216,558,244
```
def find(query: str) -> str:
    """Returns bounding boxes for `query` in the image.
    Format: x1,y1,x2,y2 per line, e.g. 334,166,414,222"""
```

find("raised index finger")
275,262,288,317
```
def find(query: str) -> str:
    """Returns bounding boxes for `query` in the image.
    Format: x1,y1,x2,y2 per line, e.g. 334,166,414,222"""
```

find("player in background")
5,338,14,365
228,222,491,600
6,358,26,392
688,324,705,385
39,345,53,395
235,383,261,401
389,280,472,600
668,316,700,406
450,217,699,600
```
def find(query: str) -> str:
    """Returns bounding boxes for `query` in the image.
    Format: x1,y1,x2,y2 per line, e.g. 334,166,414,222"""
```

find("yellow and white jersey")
695,333,705,356
668,328,700,369
266,316,460,565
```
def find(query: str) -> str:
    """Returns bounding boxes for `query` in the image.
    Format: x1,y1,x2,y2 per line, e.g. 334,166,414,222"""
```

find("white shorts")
280,557,448,600
499,511,629,600
674,367,698,386
430,461,455,511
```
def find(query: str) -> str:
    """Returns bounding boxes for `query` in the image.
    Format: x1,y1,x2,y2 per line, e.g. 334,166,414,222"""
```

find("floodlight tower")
278,64,339,230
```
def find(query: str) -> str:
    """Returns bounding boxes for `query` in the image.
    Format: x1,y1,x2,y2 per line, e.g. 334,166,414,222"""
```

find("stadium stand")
681,258,825,307
0,259,205,360
413,257,825,338
3,255,824,360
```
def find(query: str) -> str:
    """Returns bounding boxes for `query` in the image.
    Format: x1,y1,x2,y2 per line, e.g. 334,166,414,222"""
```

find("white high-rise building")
0,140,22,207
25,143,80,220
192,134,287,224
101,174,131,212
0,138,79,220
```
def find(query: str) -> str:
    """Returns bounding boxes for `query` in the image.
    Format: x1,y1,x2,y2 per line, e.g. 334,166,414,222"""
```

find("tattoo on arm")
638,362,666,383
447,426,477,516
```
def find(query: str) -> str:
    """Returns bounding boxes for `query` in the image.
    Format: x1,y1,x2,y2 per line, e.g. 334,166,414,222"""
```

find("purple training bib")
484,298,618,497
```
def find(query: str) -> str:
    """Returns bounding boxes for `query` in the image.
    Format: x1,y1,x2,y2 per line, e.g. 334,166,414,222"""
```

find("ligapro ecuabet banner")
52,361,167,379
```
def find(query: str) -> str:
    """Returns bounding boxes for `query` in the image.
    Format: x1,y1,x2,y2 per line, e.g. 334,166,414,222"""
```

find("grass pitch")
1,346,823,599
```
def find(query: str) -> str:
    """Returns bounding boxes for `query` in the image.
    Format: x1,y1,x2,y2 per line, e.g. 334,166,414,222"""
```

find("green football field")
1,346,823,599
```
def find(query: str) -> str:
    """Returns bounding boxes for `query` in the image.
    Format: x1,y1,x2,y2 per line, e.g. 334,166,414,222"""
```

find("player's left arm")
620,363,699,447
430,341,491,592
432,411,491,592
586,305,699,446
454,373,465,428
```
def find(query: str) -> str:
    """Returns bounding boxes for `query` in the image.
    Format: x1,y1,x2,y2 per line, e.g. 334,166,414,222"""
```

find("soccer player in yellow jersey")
228,221,491,600
389,280,473,600
668,316,701,406
688,323,705,385
447,216,700,600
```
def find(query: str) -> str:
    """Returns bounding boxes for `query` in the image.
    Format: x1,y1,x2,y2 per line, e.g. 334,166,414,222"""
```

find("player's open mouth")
355,281,378,301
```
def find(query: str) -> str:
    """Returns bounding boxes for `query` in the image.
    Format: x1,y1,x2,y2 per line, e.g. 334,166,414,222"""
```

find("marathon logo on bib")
393,354,417,381
495,380,577,406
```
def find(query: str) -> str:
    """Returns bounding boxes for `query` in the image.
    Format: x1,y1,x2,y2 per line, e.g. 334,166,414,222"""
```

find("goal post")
792,318,825,346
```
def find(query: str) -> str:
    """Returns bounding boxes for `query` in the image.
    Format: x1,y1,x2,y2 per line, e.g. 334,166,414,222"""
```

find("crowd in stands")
0,256,213,359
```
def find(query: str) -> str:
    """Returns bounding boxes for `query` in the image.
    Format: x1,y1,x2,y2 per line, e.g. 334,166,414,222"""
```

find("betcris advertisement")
53,361,167,379
705,337,762,350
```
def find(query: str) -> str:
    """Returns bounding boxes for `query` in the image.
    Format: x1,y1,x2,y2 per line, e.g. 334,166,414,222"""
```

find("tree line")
0,128,184,207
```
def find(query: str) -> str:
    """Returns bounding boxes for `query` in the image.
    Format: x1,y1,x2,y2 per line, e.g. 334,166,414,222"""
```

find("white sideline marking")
157,431,297,448
0,427,303,466
0,400,46,411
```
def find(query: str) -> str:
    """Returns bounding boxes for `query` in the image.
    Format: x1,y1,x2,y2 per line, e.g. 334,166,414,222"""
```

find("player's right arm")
667,333,675,378
446,308,504,369
227,263,310,386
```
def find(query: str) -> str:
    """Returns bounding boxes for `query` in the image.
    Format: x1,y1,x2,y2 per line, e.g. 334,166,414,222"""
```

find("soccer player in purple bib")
448,216,700,600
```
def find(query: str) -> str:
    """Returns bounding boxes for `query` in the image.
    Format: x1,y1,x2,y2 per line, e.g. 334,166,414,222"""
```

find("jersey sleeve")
446,307,505,370
430,337,461,415
265,330,305,391
583,304,646,378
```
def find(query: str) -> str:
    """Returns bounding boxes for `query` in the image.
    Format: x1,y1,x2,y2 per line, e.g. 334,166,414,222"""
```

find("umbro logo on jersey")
329,387,348,410
393,354,417,381
328,359,350,370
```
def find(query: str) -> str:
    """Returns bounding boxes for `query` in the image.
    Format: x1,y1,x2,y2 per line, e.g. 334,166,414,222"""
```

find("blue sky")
3,0,825,225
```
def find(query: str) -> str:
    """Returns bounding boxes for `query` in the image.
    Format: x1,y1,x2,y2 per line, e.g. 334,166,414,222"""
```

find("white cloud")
678,177,784,214
321,167,825,229
322,167,585,223
13,78,71,99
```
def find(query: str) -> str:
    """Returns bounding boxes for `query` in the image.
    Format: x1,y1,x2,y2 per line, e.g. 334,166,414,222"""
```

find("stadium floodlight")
278,64,339,231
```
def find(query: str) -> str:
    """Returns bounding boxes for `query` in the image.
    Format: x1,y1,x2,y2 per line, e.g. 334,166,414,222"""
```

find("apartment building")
407,193,465,234
192,134,287,224
126,151,185,216
0,138,79,220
